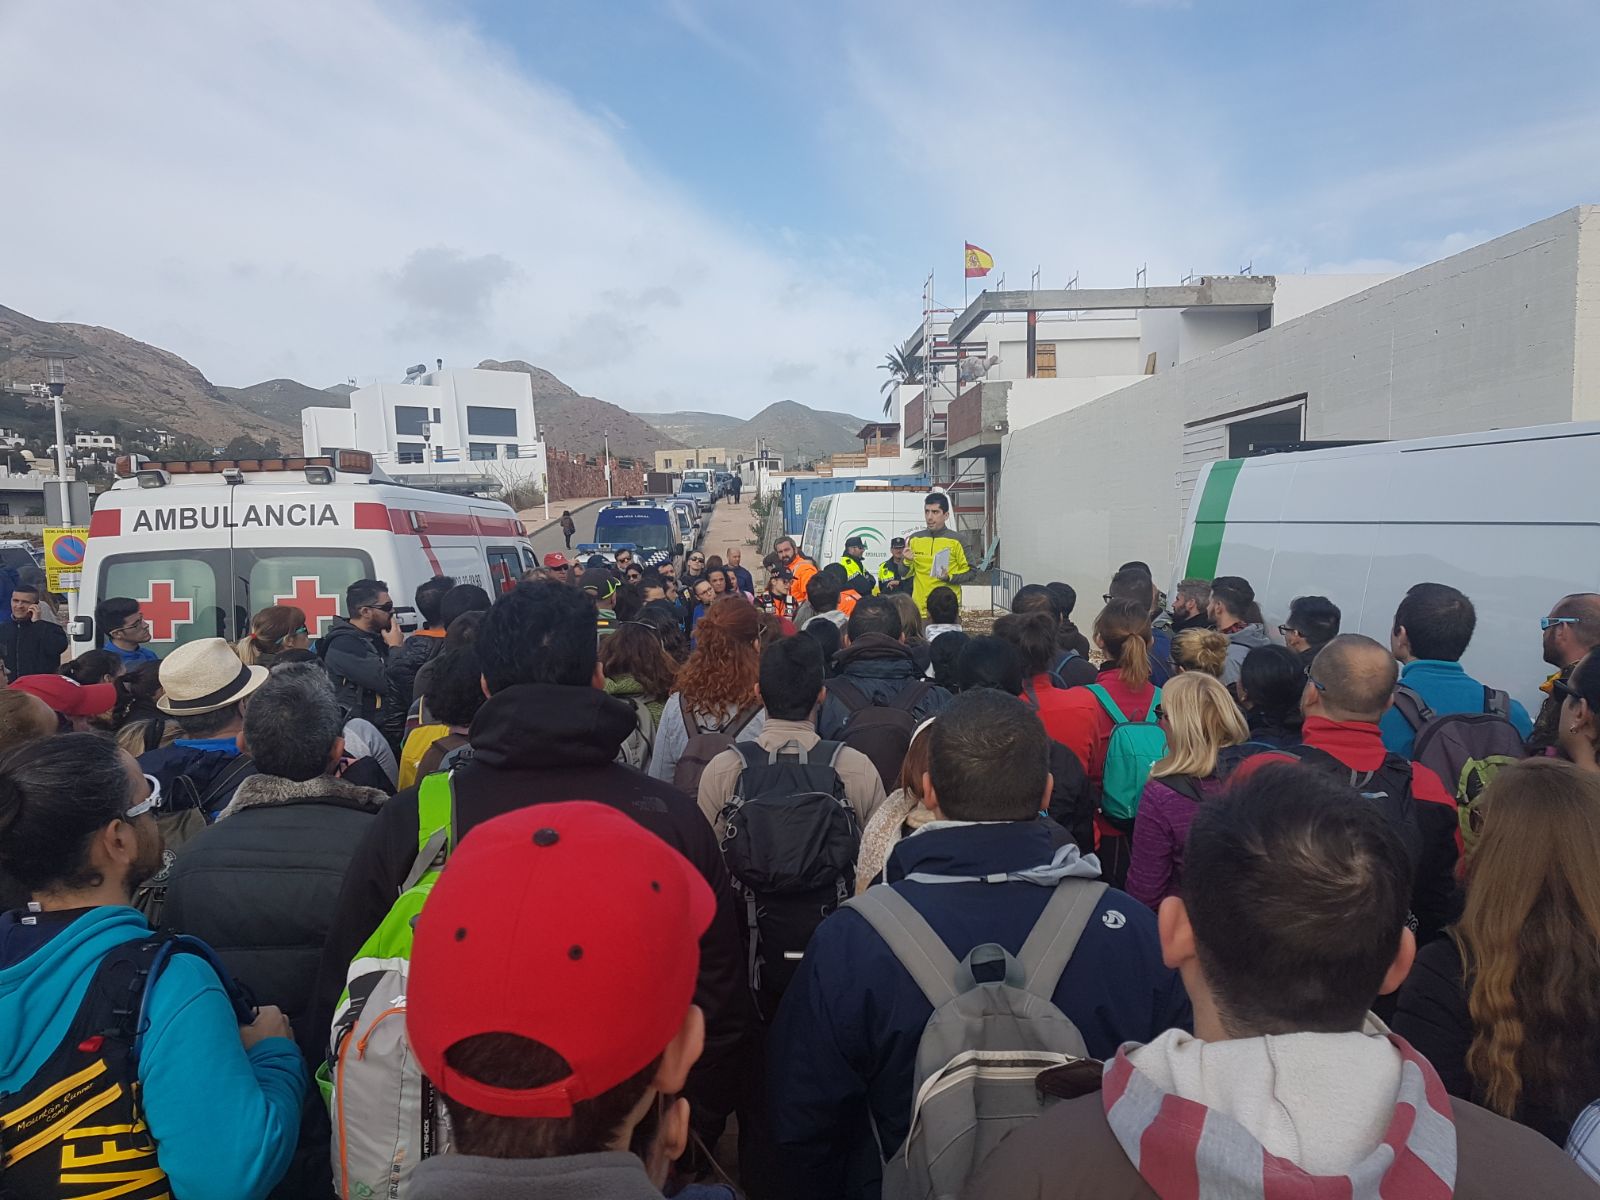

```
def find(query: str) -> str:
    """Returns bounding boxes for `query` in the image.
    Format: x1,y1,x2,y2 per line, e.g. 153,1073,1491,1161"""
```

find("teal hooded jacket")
0,904,304,1200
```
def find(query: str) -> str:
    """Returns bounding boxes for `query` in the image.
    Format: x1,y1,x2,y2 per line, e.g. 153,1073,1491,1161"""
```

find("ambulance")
71,450,535,656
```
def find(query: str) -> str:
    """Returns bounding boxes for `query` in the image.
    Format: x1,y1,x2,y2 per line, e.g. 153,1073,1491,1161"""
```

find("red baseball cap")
542,552,569,568
408,801,714,1119
9,674,117,717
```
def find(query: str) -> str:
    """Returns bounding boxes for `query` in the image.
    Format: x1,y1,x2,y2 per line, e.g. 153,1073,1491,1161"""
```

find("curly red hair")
673,596,761,716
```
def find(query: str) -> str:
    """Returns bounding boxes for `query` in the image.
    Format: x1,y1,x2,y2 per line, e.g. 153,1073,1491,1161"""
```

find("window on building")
469,443,498,461
467,406,518,437
397,443,424,464
504,443,519,458
663,457,672,469
0,503,9,517
432,407,441,422
394,405,429,437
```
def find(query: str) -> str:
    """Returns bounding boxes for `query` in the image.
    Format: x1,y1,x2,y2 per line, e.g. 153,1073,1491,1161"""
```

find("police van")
73,450,535,656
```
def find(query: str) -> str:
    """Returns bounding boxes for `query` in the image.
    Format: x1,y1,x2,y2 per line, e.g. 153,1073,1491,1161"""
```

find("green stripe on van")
1184,458,1243,580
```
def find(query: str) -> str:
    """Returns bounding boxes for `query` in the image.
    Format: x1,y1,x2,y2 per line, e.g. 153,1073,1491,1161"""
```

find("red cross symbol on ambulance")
273,576,341,638
139,581,194,643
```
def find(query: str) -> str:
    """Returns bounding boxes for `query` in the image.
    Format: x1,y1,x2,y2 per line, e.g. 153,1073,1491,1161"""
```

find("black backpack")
1046,649,1085,689
826,677,934,789
718,739,859,1016
0,929,255,1200
1289,745,1423,868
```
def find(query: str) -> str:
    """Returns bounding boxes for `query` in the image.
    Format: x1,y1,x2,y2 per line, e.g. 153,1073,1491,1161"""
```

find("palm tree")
878,347,924,415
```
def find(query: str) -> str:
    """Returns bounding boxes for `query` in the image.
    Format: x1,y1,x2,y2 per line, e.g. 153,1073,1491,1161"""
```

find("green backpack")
1089,684,1166,826
319,769,457,1198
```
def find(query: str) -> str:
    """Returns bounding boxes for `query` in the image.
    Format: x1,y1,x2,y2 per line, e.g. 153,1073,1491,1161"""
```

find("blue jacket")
1380,659,1533,758
766,820,1191,1196
1150,627,1174,687
0,905,303,1200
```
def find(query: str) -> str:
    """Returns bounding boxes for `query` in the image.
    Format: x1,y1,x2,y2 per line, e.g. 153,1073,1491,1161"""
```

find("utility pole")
44,354,73,524
603,430,612,498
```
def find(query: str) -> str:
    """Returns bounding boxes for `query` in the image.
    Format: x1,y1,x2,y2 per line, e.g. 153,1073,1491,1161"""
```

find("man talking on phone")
0,581,69,679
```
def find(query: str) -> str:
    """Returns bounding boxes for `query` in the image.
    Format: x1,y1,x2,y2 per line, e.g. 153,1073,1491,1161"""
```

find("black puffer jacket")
311,682,753,1138
161,772,386,1049
816,633,953,738
161,772,386,1200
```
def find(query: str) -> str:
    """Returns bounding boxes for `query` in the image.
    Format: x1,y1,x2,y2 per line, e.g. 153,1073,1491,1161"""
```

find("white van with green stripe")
1176,421,1600,713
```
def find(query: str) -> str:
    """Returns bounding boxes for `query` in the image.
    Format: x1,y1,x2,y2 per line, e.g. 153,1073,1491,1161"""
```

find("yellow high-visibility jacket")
908,526,976,615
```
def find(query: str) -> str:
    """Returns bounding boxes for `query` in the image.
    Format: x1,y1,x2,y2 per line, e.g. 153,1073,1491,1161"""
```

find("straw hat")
156,637,269,716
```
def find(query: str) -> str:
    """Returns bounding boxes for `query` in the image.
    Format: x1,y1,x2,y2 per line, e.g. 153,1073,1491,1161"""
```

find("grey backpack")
845,878,1106,1200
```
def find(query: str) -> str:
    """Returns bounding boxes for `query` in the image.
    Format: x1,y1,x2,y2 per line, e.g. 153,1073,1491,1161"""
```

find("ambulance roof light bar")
113,452,368,484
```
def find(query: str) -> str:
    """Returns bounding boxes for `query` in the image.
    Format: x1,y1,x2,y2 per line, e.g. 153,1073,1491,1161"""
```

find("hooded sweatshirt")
0,905,304,1200
966,1024,1597,1199
1221,622,1273,688
409,1150,666,1200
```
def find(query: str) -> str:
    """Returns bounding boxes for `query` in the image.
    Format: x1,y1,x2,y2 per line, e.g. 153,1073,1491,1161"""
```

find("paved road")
521,495,760,571
524,499,609,561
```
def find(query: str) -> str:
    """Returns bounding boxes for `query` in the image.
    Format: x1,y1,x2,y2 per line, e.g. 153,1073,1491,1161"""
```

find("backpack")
321,770,457,1199
134,753,258,923
1046,649,1083,689
827,677,935,789
615,696,657,770
1394,684,1526,850
0,930,254,1200
718,739,859,1014
672,702,762,797
1088,684,1166,827
845,878,1108,1200
1290,746,1424,868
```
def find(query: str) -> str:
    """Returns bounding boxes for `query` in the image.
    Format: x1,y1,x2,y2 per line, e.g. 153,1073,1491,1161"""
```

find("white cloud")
0,1,900,416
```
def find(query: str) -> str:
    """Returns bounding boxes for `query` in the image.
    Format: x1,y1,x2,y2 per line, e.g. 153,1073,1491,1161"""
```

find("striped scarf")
1102,1036,1457,1199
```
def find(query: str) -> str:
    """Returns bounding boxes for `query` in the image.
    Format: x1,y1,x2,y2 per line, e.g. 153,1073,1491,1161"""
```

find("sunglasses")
549,564,570,573
1541,616,1580,631
294,626,309,636
1553,677,1584,705
363,601,395,614
1277,624,1301,637
126,774,164,820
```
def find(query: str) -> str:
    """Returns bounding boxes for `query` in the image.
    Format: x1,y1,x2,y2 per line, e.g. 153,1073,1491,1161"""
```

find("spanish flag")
964,243,994,279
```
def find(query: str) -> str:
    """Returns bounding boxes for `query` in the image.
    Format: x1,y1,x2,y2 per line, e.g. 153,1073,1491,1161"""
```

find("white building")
303,366,549,497
73,432,118,451
898,274,1392,556
993,206,1600,598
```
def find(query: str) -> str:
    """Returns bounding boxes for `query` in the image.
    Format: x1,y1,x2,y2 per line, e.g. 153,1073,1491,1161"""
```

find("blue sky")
2,0,1598,417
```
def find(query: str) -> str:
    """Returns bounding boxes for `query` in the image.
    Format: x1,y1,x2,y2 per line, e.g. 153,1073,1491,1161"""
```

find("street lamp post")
603,430,612,498
43,354,73,524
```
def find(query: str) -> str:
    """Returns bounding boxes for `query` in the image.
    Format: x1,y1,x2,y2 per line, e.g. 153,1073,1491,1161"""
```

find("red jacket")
1299,716,1456,809
1052,669,1159,791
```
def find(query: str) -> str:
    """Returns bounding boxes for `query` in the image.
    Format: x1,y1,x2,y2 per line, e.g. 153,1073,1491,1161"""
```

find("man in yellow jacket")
909,492,976,616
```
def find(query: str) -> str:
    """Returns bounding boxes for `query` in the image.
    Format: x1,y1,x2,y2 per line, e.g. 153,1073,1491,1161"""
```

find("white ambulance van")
801,486,950,577
1175,421,1600,712
72,450,535,656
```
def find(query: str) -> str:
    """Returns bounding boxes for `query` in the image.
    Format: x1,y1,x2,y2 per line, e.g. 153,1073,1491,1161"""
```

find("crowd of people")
4,499,1600,1199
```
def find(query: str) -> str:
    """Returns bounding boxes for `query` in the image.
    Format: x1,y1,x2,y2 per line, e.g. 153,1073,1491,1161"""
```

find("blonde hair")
1151,672,1248,779
1171,628,1230,678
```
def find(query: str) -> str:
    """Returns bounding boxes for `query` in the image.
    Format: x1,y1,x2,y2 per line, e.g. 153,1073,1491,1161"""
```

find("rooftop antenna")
1031,266,1041,290
1239,261,1254,276
1135,264,1147,288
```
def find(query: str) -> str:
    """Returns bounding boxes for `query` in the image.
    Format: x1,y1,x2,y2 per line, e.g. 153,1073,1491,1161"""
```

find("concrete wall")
998,207,1596,601
1005,376,1149,432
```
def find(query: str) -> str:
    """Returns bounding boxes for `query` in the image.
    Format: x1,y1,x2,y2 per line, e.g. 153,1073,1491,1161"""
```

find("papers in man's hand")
931,547,951,581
